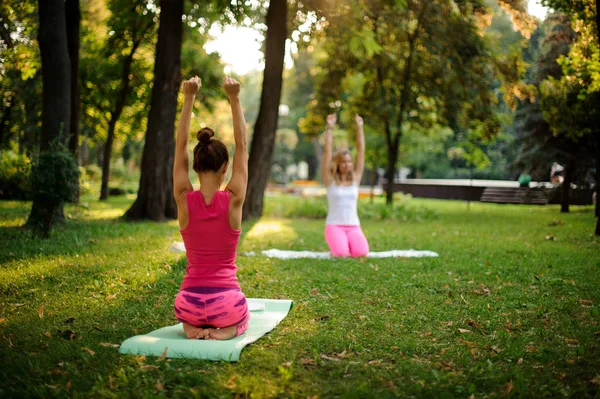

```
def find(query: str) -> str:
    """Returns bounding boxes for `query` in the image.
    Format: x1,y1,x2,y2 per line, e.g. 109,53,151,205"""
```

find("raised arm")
321,113,336,187
173,76,200,204
354,113,365,184
224,77,248,211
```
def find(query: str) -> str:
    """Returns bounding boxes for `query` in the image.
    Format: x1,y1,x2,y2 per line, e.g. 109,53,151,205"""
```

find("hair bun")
197,127,215,144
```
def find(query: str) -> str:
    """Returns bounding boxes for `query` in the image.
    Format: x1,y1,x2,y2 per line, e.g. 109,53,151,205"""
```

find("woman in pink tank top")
172,76,249,340
321,113,369,258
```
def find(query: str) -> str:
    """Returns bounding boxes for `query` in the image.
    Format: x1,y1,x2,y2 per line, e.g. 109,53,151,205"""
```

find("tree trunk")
66,0,80,202
595,142,599,235
242,0,287,220
38,1,71,150
560,162,573,213
124,0,183,221
385,136,399,205
100,37,145,201
370,167,377,204
26,0,71,232
100,119,116,200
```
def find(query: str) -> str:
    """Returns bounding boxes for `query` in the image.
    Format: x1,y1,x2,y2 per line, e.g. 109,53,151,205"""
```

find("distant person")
172,76,249,340
550,162,565,184
321,113,369,257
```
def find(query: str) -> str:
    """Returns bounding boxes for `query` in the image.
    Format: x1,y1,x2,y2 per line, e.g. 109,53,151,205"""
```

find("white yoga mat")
170,242,438,258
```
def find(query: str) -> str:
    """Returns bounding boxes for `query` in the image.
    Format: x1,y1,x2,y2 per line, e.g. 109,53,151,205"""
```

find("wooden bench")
480,187,550,205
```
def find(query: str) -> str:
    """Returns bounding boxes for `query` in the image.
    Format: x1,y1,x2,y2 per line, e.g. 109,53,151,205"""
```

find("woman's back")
180,190,241,289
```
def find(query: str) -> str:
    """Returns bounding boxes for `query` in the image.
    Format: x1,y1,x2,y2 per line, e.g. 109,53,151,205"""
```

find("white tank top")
326,181,360,226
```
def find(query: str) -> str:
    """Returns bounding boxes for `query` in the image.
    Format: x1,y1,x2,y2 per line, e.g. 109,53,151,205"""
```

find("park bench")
480,187,550,205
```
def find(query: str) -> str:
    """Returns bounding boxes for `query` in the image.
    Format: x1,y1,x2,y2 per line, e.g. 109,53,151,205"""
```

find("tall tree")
124,0,183,220
539,0,599,231
307,0,502,204
26,0,75,235
242,0,288,219
92,1,154,201
123,0,245,220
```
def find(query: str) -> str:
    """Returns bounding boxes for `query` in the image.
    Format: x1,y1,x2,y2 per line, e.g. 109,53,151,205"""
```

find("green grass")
0,194,599,398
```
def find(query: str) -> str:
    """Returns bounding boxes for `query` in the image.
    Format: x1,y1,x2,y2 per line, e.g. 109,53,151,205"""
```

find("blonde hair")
330,149,355,185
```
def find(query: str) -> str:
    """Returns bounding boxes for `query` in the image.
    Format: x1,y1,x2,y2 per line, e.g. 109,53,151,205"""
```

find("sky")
204,0,549,76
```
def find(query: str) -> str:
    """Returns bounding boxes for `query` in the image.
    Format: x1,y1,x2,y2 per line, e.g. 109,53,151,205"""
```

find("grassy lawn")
0,194,599,398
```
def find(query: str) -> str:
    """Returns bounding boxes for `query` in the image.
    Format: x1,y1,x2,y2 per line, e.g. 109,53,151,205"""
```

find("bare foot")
205,325,237,340
183,323,210,339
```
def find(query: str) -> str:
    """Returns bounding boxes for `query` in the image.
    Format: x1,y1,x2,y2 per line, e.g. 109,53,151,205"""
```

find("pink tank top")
179,190,241,289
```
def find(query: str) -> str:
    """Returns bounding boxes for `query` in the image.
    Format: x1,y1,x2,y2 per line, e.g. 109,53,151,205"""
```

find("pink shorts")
174,287,249,336
324,224,369,258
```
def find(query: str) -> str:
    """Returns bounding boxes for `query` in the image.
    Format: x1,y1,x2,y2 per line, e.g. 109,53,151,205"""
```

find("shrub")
263,194,436,222
0,150,32,200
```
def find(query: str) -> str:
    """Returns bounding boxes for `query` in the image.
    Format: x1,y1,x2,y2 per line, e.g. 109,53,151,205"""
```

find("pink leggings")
324,224,369,258
174,287,249,336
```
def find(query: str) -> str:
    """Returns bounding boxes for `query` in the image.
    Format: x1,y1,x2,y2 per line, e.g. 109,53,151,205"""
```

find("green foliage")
30,149,80,206
0,149,32,199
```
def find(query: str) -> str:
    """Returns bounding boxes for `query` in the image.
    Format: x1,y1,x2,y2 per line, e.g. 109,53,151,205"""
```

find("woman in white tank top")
321,113,369,257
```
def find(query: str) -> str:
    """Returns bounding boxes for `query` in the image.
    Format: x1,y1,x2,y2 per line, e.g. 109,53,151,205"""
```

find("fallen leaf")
44,331,52,338
105,294,117,301
457,328,472,334
44,384,59,389
387,380,395,389
300,358,316,365
591,375,600,385
155,381,164,391
224,374,237,389
517,358,523,365
369,264,379,271
578,299,593,306
526,345,537,353
158,346,168,361
82,347,95,356
320,354,340,362
505,379,514,396
140,365,159,371
566,359,576,364
65,381,71,390
281,361,292,367
564,338,579,345
310,288,319,295
466,319,482,329
368,360,382,366
38,306,44,319
312,315,330,322
100,343,120,348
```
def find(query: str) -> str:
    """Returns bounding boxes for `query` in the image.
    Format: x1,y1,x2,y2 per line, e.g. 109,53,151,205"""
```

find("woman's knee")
331,248,351,257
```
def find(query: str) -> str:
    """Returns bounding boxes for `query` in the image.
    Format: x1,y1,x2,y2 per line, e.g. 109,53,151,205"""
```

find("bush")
0,150,32,200
82,164,102,180
263,194,436,222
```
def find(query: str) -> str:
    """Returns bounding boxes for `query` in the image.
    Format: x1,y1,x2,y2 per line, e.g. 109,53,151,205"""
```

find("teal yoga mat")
119,298,293,362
